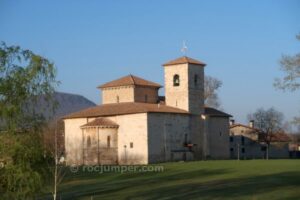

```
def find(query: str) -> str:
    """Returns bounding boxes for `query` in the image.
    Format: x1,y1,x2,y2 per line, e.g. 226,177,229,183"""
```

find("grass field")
48,160,300,200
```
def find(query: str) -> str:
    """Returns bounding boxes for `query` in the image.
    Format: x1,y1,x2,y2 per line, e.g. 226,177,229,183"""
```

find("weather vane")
181,40,188,56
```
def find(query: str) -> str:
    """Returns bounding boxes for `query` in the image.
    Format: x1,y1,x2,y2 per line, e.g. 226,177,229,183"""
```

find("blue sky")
1,0,299,125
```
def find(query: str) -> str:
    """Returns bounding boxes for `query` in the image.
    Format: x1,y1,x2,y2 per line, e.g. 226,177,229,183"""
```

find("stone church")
63,56,232,165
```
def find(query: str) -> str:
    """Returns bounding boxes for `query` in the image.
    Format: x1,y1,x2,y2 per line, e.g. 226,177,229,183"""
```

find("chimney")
249,120,254,128
230,119,235,126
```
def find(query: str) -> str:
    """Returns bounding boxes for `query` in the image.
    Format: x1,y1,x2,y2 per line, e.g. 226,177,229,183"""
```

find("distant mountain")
36,92,96,120
0,92,95,130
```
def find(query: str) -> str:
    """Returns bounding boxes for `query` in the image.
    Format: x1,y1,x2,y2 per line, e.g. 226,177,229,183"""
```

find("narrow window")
116,96,119,103
242,148,245,153
145,95,148,102
194,74,198,86
230,136,234,142
107,136,111,148
241,136,245,145
219,131,222,136
130,142,133,148
87,136,91,148
173,74,180,86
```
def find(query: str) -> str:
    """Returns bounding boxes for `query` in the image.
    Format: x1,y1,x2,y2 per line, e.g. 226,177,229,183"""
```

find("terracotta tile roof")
81,118,119,128
98,74,162,89
266,132,291,142
63,102,189,119
163,56,206,66
204,107,232,117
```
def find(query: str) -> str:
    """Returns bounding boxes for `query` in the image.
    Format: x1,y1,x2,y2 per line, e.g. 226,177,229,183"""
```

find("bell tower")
163,56,206,115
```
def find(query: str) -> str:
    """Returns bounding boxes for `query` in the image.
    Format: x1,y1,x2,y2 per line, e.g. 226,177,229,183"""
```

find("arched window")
194,74,198,86
173,74,180,86
116,95,119,103
87,136,91,148
107,136,111,148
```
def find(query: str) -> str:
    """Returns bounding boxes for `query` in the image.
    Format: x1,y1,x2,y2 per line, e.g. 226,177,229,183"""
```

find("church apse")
81,118,119,165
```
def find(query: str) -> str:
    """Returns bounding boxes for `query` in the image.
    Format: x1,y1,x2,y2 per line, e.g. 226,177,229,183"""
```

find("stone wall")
229,126,290,159
188,64,204,115
134,86,159,103
115,113,149,164
164,64,189,111
147,113,193,163
82,127,118,165
205,116,230,159
164,63,204,115
64,118,87,165
102,86,135,104
101,86,159,104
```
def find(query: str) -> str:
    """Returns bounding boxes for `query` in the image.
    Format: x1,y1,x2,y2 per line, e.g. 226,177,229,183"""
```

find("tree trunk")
266,144,269,160
53,122,58,200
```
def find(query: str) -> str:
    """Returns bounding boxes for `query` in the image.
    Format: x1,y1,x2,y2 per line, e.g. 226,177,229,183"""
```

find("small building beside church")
229,121,290,159
63,56,232,165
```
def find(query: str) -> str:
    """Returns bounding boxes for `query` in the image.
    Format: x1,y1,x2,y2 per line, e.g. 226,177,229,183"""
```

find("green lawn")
48,160,300,200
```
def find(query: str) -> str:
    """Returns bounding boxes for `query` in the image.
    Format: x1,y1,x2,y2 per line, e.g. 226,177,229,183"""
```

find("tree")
43,120,66,200
274,34,300,124
247,107,284,159
0,42,58,131
204,75,222,108
0,42,59,199
274,34,300,92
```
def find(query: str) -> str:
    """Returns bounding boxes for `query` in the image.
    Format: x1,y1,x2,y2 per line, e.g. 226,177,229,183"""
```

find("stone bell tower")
163,56,206,160
163,56,206,115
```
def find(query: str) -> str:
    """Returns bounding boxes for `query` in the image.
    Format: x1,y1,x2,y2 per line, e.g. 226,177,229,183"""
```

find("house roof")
265,132,291,142
230,123,260,131
230,124,291,142
204,107,232,117
98,74,162,89
163,56,206,66
81,118,119,128
63,102,189,119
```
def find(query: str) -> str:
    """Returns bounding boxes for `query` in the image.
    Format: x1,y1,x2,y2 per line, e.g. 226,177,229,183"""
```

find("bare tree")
204,75,222,108
274,34,300,91
248,107,284,159
43,120,65,200
274,34,300,124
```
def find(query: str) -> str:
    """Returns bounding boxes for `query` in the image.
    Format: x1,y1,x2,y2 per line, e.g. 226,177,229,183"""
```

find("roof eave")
205,114,232,118
97,84,162,89
163,62,206,67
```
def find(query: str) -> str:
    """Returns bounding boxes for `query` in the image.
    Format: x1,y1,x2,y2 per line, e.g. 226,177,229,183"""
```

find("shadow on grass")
40,168,300,200
40,168,231,200
128,171,300,200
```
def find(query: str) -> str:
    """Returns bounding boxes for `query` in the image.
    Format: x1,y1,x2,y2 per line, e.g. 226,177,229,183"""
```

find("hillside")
36,92,96,120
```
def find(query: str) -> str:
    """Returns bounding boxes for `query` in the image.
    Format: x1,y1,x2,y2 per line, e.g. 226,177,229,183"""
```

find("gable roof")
98,74,162,89
204,107,232,117
230,123,260,132
81,118,119,128
163,56,206,66
63,102,189,119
